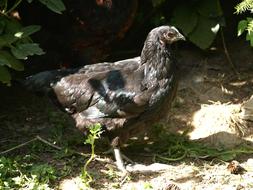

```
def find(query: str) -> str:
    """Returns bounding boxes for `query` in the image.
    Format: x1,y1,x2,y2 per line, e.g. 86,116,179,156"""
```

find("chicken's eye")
166,31,175,38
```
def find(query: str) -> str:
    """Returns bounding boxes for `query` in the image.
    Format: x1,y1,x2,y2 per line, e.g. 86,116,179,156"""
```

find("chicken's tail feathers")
22,71,55,92
23,68,77,94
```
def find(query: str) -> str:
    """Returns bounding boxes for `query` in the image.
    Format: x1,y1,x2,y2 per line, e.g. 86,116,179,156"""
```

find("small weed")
80,123,103,188
144,182,153,189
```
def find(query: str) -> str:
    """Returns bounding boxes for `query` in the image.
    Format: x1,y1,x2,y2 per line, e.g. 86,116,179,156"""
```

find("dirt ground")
1,39,253,190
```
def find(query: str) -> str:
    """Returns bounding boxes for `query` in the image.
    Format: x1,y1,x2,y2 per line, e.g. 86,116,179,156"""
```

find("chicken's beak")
177,33,185,41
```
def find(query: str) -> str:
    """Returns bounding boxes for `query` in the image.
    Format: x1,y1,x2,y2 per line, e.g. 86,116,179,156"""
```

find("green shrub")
0,0,65,85
235,0,253,46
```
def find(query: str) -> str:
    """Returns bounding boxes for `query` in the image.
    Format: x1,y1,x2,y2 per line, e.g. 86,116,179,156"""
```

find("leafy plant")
27,0,66,14
171,0,223,49
235,0,253,46
81,123,103,188
0,0,65,85
235,0,253,14
0,156,56,190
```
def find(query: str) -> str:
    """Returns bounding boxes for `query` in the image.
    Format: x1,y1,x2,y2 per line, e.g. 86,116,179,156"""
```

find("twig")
0,137,37,155
36,135,61,150
35,135,90,157
220,27,240,77
0,135,90,157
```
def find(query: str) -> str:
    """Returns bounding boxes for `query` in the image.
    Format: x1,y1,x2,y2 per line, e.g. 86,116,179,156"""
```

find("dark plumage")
24,26,185,172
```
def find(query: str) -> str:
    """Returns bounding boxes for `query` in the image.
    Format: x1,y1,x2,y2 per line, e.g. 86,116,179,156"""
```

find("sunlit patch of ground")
189,101,251,148
121,159,253,190
60,177,85,190
58,158,253,190
191,102,240,139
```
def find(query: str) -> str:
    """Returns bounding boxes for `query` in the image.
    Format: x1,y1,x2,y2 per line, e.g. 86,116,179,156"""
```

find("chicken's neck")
141,43,173,88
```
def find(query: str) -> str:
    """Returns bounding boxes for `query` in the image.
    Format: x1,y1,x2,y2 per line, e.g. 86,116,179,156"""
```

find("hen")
24,26,185,172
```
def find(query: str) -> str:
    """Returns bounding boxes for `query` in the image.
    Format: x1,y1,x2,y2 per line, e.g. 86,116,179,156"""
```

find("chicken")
24,25,185,172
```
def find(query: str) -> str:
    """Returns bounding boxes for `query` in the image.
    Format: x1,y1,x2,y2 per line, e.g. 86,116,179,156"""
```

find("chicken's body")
24,26,185,172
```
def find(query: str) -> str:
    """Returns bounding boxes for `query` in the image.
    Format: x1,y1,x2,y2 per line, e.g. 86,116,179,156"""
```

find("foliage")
235,0,253,14
171,0,223,49
151,125,253,163
0,156,56,190
81,123,103,188
235,0,253,46
151,0,223,49
0,0,65,85
28,0,66,14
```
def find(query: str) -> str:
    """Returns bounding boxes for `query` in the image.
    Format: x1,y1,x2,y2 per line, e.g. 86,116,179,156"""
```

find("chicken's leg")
113,148,127,172
113,148,173,174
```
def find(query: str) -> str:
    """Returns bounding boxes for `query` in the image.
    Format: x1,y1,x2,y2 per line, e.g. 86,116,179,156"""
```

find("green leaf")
11,43,45,59
218,153,236,161
38,0,66,14
0,51,24,71
0,34,17,48
188,17,219,49
238,20,248,36
0,20,6,35
26,0,33,2
0,66,11,84
247,19,253,33
11,47,27,59
197,0,223,18
250,37,253,46
246,33,251,41
14,25,41,39
0,18,40,39
5,18,22,34
171,4,198,35
246,32,253,46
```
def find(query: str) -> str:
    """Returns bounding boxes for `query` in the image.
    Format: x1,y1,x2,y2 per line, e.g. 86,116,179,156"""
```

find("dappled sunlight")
60,177,87,190
188,100,253,148
191,102,240,139
229,81,247,87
